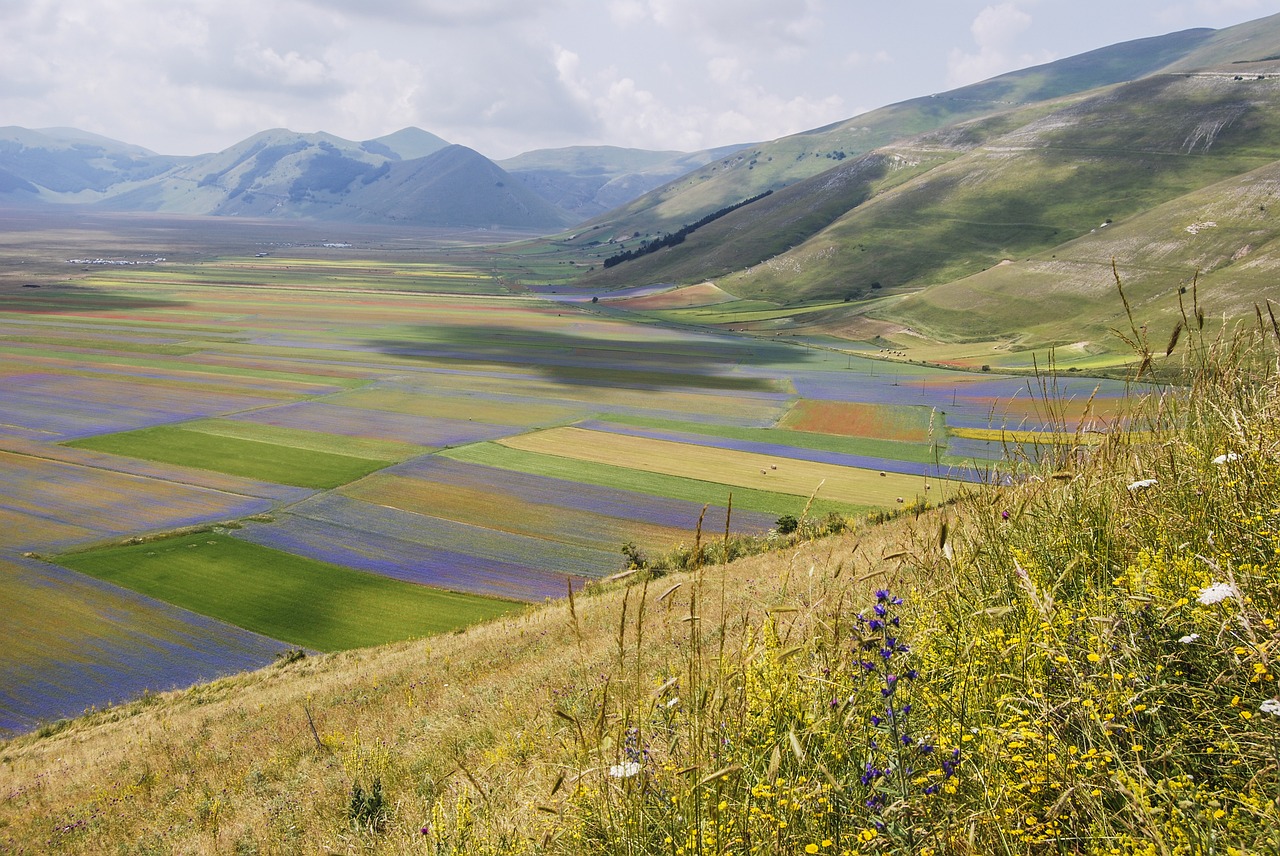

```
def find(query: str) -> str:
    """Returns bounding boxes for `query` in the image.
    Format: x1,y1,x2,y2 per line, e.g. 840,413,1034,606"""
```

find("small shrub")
348,778,389,833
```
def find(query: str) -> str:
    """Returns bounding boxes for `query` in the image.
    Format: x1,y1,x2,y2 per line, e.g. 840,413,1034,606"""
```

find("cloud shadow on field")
0,282,190,315
363,324,817,393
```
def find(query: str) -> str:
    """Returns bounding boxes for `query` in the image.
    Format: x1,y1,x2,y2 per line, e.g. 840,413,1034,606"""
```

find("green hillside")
722,70,1280,302
877,157,1280,355
538,15,1280,368
565,24,1227,243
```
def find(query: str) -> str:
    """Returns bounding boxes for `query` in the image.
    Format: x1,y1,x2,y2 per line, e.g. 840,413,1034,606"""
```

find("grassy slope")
565,25,1222,243
723,72,1280,304
4,326,1279,854
54,533,521,652
874,156,1280,354
549,17,1280,367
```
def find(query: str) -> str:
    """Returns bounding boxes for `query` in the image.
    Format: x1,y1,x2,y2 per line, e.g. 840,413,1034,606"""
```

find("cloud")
608,0,648,26
14,0,1255,162
947,2,1053,88
296,0,547,26
632,0,822,53
551,41,843,152
844,49,892,68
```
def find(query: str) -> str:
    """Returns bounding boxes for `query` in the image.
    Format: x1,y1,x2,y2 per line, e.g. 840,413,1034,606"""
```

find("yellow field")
950,426,1146,444
497,427,951,507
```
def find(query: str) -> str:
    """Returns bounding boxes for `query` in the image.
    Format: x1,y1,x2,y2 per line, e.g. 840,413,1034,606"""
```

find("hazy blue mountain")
0,126,186,201
497,143,749,221
37,128,565,228
360,127,451,161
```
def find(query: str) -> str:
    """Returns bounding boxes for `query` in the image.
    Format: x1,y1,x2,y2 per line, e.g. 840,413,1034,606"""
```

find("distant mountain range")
0,125,748,229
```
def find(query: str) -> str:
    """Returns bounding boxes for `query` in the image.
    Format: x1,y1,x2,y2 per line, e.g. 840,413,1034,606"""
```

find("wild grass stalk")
551,293,1280,855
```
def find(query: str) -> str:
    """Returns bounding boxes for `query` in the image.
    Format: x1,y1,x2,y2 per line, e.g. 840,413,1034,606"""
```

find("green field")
66,425,392,489
55,534,522,651
181,419,425,462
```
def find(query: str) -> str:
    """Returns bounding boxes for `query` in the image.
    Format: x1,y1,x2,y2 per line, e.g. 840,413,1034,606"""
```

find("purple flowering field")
0,236,1119,737
0,449,275,552
0,555,287,736
0,372,280,441
232,494,610,601
383,456,776,532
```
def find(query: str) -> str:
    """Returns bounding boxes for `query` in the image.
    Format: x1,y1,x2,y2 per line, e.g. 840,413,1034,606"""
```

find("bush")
348,778,389,832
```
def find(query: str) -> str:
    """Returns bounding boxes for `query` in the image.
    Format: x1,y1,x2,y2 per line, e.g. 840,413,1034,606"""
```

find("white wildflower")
608,761,642,779
1197,582,1238,606
1179,633,1200,644
1127,478,1158,492
1261,698,1280,717
1212,452,1240,465
665,696,679,708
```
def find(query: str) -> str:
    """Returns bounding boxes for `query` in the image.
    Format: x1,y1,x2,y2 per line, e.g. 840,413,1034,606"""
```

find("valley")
0,210,1134,734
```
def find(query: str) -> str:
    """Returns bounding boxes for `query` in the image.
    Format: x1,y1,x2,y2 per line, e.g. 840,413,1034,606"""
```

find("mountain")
0,126,571,229
567,25,1227,243
360,126,451,161
497,143,750,222
563,13,1280,362
339,144,576,228
0,126,186,200
94,131,571,228
0,125,721,230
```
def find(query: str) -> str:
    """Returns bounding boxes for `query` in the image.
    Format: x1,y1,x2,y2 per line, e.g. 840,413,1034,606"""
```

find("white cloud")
947,2,1053,88
640,0,822,52
0,0,1271,159
608,0,648,26
844,49,892,68
233,46,333,91
296,0,546,26
707,56,744,85
551,43,843,152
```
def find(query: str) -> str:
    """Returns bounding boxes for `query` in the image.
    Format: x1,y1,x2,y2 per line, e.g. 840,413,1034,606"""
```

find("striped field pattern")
0,555,288,735
497,427,952,508
0,239,1079,734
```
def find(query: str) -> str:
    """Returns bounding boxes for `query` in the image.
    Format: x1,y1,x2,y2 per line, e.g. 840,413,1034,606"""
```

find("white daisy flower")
1197,582,1238,606
609,761,642,779
1179,633,1200,644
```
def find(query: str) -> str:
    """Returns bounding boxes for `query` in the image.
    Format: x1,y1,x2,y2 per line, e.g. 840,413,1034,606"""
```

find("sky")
1,0,1273,159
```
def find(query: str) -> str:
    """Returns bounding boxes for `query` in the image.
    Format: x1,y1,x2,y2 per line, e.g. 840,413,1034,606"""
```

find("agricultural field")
55,534,522,652
0,211,1134,734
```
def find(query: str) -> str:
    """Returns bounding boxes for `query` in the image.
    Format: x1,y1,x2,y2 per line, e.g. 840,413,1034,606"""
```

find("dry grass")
0,510,917,854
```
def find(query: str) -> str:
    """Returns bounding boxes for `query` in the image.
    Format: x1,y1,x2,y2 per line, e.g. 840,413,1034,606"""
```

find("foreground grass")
54,533,522,651
4,320,1279,855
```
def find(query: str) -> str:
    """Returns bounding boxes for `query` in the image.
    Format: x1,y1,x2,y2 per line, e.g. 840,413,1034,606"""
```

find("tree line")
602,190,774,269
